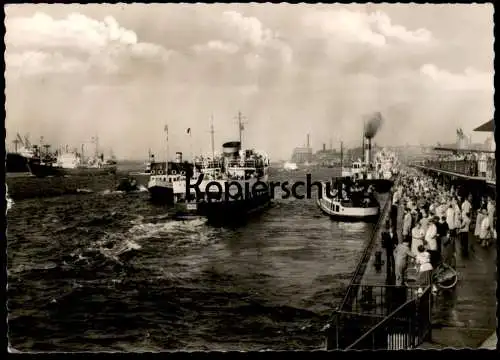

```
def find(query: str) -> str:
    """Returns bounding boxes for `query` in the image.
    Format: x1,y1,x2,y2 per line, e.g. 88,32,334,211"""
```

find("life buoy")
180,170,186,176
150,170,156,175
171,170,177,175
158,170,163,175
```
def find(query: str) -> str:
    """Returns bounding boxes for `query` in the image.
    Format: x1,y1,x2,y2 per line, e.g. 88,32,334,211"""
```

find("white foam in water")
76,188,93,194
100,189,125,195
6,184,14,213
93,217,209,262
127,217,208,240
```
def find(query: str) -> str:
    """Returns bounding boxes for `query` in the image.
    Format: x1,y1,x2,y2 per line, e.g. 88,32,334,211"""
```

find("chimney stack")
322,143,326,151
364,137,372,166
175,152,183,163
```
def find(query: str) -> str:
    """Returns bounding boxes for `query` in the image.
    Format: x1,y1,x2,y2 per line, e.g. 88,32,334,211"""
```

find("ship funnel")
364,137,372,166
222,141,241,158
175,152,183,163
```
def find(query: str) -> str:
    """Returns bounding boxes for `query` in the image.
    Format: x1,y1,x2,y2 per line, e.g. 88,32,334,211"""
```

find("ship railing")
195,160,223,168
226,160,262,168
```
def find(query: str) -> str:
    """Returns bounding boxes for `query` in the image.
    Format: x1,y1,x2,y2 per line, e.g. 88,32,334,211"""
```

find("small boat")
316,178,380,221
283,161,298,171
116,177,139,192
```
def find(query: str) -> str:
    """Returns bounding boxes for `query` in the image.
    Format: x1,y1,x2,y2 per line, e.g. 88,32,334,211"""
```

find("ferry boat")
174,141,271,223
147,152,194,204
316,178,380,221
341,135,398,193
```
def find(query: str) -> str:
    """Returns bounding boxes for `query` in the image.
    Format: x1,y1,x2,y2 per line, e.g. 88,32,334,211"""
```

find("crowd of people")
381,168,496,294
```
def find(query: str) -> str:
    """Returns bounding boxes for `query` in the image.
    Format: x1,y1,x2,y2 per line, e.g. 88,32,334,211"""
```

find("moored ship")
6,133,60,177
52,151,117,176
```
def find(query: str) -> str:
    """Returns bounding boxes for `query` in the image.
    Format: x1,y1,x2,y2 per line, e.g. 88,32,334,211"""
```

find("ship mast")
210,114,215,159
235,111,247,146
340,141,343,170
12,139,20,153
92,135,99,158
362,120,365,163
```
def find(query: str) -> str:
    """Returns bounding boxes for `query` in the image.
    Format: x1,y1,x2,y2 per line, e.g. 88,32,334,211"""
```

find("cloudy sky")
5,3,494,160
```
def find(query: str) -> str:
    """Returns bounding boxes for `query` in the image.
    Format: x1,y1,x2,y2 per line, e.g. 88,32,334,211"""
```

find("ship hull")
148,185,174,205
60,166,117,177
6,153,30,173
27,163,117,178
7,153,65,178
316,197,380,222
173,192,271,224
29,163,65,177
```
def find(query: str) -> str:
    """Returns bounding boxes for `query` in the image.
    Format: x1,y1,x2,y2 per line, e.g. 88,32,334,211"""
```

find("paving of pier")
358,198,497,349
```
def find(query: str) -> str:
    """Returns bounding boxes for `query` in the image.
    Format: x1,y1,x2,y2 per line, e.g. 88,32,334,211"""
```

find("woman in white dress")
411,219,426,255
474,206,486,241
479,209,491,248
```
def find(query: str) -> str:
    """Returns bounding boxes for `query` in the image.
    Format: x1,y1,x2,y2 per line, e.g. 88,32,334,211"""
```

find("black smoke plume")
364,112,383,139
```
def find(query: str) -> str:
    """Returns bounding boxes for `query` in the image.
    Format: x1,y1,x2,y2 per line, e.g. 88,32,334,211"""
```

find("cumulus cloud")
222,10,275,47
4,4,494,161
221,10,293,67
192,40,239,54
5,12,170,78
420,64,493,91
302,8,433,47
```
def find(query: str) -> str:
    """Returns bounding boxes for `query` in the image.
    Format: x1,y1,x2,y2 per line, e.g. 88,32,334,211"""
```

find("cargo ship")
6,134,60,177
52,151,117,176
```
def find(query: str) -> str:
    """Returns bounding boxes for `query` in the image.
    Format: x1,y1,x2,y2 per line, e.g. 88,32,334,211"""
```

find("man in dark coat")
381,220,398,279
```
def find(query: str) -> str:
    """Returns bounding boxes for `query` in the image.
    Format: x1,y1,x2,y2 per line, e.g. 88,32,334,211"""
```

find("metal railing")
415,159,496,183
226,159,264,168
328,284,425,350
347,284,421,317
345,285,432,350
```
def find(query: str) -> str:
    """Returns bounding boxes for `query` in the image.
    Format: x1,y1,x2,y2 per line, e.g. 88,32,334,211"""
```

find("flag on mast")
186,128,191,135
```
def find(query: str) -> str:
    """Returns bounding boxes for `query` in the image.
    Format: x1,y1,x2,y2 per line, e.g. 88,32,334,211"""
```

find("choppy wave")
7,168,379,351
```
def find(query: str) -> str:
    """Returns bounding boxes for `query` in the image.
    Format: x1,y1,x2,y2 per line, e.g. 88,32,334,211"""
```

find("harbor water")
7,166,381,351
